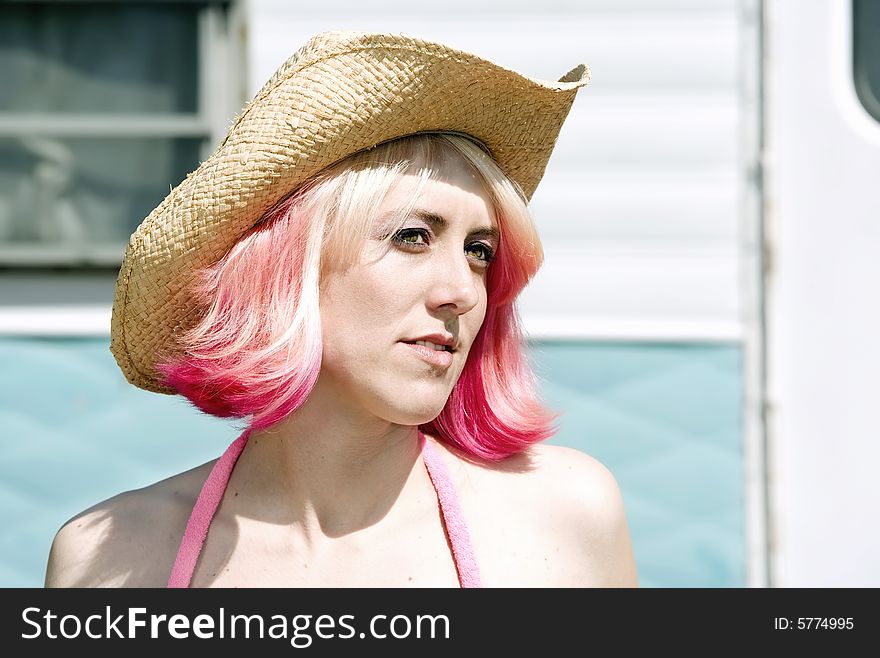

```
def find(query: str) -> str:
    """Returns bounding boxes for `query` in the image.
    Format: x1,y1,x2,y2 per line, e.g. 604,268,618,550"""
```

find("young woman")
44,31,637,588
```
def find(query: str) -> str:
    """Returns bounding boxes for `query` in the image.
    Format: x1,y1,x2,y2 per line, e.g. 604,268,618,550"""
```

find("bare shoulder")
44,460,215,588
526,444,631,527
435,439,639,587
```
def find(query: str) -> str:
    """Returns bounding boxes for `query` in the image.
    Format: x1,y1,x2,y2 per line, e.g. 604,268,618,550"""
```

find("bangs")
319,133,543,302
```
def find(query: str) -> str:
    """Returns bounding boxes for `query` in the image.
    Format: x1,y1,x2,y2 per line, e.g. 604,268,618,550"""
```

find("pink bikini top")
167,429,482,588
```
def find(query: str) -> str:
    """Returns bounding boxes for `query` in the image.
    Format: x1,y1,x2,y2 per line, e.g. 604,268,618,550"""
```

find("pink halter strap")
167,429,482,588
420,434,482,588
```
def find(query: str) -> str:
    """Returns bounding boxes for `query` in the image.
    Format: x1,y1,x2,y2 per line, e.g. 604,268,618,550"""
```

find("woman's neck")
225,384,429,547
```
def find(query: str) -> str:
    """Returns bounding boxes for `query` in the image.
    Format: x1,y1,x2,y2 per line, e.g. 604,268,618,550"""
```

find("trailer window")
854,0,880,122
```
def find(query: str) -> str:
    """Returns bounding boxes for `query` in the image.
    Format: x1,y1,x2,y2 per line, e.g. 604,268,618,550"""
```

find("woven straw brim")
110,31,590,393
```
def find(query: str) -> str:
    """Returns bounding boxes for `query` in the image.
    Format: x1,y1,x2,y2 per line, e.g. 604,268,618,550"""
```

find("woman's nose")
425,249,481,315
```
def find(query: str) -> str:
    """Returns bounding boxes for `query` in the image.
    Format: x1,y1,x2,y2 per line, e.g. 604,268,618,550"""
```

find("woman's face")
317,155,498,426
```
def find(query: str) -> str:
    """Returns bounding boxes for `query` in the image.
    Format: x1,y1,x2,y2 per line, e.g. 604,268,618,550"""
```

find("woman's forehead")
381,167,496,226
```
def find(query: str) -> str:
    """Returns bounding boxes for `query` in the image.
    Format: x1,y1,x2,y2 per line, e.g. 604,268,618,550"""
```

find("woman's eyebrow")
381,208,499,243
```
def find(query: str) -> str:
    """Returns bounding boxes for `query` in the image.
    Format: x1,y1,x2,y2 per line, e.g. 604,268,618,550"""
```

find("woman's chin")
381,400,448,427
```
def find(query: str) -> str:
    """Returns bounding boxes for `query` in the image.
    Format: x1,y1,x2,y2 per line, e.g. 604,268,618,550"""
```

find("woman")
44,31,637,587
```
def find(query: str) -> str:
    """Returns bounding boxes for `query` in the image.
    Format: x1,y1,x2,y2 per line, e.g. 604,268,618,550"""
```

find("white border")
740,0,769,588
0,306,744,342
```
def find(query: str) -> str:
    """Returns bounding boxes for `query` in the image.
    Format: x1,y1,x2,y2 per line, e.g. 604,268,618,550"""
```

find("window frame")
0,0,244,268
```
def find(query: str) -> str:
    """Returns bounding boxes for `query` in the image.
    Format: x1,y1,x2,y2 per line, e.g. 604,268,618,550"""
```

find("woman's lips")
400,341,454,368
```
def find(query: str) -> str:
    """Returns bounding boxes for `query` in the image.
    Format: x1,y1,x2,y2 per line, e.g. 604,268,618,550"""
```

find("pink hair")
422,207,560,460
156,182,326,432
157,133,559,460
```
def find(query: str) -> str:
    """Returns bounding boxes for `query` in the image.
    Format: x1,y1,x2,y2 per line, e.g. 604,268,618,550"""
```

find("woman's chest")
189,514,463,588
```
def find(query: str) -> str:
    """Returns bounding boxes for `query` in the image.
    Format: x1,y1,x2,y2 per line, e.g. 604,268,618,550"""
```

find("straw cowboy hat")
110,30,590,393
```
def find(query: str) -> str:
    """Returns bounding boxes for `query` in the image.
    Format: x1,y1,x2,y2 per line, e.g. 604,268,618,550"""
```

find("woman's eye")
390,229,495,265
467,242,495,264
393,228,429,246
